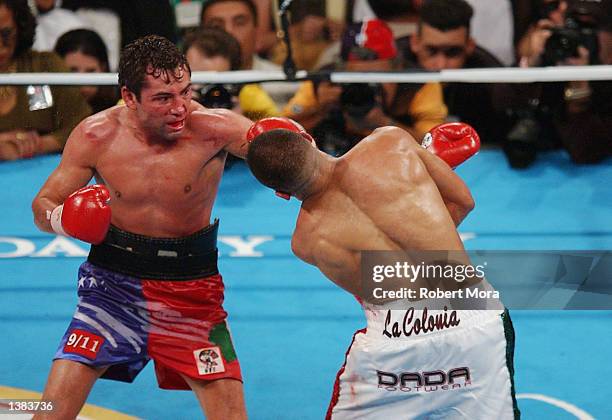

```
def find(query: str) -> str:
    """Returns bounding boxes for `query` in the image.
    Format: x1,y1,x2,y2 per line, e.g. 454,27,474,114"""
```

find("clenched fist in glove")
422,122,480,168
48,185,111,244
247,117,316,145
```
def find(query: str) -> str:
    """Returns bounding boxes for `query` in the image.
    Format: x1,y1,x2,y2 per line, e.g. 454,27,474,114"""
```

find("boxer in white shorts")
245,118,520,419
328,283,518,419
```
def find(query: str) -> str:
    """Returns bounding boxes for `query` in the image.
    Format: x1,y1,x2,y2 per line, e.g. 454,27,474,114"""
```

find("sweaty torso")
86,105,228,237
291,130,465,297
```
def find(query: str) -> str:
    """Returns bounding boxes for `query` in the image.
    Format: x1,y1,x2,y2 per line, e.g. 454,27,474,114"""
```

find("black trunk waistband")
87,220,219,280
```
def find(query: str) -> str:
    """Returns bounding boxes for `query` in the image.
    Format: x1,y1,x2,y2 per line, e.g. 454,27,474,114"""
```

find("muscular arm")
222,109,255,159
379,126,474,226
31,122,97,233
193,106,254,159
414,145,475,226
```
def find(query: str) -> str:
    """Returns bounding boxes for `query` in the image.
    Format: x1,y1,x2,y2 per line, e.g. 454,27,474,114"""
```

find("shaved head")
247,129,317,194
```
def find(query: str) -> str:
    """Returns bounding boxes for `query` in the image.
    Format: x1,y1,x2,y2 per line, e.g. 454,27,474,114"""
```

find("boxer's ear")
121,87,138,109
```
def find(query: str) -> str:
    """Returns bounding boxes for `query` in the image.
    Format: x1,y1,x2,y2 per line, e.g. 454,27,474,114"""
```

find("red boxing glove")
49,185,111,244
422,122,481,168
247,117,316,200
247,117,316,145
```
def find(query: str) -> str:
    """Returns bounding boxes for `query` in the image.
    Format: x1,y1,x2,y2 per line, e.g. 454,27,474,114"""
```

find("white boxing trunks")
326,294,519,419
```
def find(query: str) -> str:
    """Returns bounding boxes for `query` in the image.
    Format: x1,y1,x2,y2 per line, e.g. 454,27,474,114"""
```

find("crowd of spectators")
0,0,610,165
0,0,90,161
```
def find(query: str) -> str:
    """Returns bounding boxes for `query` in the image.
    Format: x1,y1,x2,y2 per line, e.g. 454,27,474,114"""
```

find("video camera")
541,0,602,66
339,83,382,119
196,84,240,109
504,0,607,168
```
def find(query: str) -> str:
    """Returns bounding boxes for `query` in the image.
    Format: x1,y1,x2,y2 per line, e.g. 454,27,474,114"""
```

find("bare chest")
95,135,225,206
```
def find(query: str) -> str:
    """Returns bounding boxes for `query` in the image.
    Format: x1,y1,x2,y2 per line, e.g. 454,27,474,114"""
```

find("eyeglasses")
0,27,16,46
424,45,466,58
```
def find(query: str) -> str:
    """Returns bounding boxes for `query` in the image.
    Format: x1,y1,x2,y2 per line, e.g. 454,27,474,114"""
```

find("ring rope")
0,65,610,85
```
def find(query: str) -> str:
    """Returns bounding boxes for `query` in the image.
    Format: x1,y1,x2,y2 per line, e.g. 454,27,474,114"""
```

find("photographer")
283,19,447,155
555,0,612,163
509,0,611,166
183,27,279,120
517,0,569,67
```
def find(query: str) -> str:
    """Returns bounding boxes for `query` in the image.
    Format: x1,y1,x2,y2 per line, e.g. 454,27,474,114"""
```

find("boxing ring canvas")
1,149,610,419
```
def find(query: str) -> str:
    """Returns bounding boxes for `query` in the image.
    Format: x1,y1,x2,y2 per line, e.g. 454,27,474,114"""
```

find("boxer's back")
292,127,465,296
83,104,229,237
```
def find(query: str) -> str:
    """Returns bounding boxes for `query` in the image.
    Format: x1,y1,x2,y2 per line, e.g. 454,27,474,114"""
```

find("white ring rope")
0,65,610,85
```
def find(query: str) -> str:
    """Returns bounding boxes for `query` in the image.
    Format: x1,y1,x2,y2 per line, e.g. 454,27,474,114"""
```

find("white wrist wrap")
48,205,66,236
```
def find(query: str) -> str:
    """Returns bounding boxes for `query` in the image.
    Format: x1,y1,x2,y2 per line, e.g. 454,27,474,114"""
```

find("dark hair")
286,0,325,23
366,0,418,21
569,0,612,32
0,0,35,59
419,0,474,33
200,0,258,25
247,129,314,193
183,27,242,70
54,29,110,71
118,35,190,100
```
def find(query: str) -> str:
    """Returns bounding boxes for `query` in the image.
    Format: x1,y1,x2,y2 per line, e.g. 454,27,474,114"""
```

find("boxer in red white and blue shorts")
54,221,241,389
32,35,254,419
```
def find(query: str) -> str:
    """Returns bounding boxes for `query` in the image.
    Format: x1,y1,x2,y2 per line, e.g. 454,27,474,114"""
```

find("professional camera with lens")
196,84,237,109
541,3,600,66
503,102,541,168
339,83,381,119
503,94,561,169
